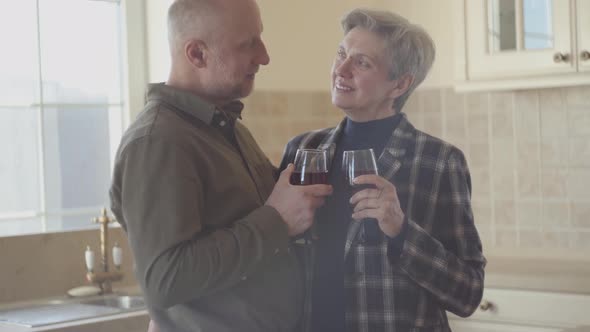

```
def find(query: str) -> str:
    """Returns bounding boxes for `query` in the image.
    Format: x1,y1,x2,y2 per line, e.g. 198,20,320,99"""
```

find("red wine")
290,171,329,185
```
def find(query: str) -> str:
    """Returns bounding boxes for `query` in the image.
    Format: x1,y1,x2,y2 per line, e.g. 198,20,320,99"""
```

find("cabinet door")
578,0,590,72
466,0,575,79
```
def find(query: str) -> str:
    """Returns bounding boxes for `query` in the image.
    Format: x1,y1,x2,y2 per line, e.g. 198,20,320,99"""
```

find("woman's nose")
334,58,352,77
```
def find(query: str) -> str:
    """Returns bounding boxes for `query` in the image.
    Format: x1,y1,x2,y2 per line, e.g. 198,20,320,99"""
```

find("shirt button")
241,275,247,281
219,120,226,127
274,248,280,255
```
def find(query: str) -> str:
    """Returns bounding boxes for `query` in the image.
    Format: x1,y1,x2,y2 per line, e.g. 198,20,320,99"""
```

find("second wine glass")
342,148,381,244
290,149,329,185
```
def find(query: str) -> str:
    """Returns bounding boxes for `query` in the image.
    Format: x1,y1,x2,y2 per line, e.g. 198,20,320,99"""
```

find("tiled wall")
243,85,590,252
0,228,137,304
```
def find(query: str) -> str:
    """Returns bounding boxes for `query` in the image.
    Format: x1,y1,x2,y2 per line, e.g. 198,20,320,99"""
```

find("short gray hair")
167,0,217,54
341,8,435,112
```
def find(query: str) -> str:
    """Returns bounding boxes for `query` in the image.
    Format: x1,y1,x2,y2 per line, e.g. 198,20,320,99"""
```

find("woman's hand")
349,174,405,238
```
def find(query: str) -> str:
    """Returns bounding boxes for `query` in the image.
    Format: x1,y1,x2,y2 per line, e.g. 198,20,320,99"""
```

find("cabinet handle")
479,300,496,312
553,52,570,63
581,50,590,61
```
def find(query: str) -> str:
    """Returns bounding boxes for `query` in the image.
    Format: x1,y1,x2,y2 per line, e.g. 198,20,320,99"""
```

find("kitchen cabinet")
448,288,590,332
456,0,590,91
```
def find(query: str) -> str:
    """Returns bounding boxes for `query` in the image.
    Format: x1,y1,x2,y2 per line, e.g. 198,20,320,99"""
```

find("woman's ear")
185,39,207,68
389,74,414,99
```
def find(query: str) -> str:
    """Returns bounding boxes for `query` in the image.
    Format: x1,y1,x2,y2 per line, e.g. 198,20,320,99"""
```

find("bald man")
109,0,332,331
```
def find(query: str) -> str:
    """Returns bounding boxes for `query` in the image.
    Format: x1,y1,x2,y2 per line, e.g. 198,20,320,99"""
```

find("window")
0,0,126,236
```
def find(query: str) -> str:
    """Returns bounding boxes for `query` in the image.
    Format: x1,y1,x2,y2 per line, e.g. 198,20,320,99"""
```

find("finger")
351,209,381,222
354,174,392,190
309,196,326,209
352,198,380,213
350,188,382,204
278,164,295,184
303,184,333,196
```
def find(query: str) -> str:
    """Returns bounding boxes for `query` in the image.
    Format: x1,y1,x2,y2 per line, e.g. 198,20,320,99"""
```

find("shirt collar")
145,82,243,125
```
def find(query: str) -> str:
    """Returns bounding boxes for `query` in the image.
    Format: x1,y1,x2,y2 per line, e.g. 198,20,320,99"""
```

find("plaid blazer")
280,114,486,332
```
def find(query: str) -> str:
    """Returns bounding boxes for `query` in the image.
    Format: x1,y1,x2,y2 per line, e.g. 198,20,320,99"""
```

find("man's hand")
349,174,405,238
266,164,332,236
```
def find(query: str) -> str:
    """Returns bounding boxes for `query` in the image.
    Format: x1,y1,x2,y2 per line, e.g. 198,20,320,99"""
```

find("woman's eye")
356,58,370,69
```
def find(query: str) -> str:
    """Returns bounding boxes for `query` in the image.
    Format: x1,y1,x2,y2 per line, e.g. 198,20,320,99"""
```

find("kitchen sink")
0,294,146,328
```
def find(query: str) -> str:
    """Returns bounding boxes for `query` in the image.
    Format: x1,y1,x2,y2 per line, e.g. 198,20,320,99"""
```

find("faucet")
85,208,123,294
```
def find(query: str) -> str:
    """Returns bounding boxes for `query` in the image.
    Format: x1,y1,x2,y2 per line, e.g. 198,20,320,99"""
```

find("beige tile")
517,167,541,199
472,199,492,226
519,229,569,249
518,229,543,248
567,169,590,200
568,107,590,137
475,223,493,248
569,138,590,167
540,107,568,138
570,201,590,227
465,93,489,114
492,138,515,170
468,142,489,168
468,109,489,143
445,112,467,139
517,201,542,226
541,231,570,248
494,199,516,226
423,113,443,138
491,138,516,196
492,108,514,138
516,140,541,170
421,89,442,115
540,168,568,198
570,232,590,250
489,91,514,112
471,168,491,200
542,201,569,226
564,86,590,106
445,89,466,115
263,91,291,116
514,90,539,112
541,139,568,167
538,88,566,112
515,108,540,140
492,169,515,196
496,227,518,247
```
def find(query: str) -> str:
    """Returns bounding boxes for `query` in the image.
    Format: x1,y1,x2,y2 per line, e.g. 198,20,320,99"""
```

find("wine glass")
342,148,381,244
342,148,378,188
290,149,329,185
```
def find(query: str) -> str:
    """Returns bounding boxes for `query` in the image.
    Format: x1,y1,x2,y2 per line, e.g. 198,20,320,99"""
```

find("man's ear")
389,74,414,99
185,39,207,68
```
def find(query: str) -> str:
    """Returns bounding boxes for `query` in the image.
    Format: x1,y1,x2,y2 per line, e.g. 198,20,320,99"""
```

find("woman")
280,8,486,332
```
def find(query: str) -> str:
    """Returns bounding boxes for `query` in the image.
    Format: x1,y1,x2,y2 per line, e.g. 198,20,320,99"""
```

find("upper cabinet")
456,0,590,91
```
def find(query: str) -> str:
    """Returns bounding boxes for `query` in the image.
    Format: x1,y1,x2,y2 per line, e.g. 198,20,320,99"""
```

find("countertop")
484,251,590,294
0,310,149,332
0,286,149,332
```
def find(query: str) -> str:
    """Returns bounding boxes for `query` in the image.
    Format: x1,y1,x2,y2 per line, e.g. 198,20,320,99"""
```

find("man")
280,8,486,331
109,0,332,331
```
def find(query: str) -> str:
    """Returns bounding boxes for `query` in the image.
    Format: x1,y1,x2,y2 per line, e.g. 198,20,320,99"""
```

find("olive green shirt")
110,83,302,332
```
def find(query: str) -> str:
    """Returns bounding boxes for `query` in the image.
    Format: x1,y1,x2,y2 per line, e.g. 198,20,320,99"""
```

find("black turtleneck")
311,113,404,332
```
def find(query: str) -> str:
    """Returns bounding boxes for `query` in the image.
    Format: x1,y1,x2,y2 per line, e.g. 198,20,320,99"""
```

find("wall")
0,227,137,304
146,0,393,91
243,86,590,256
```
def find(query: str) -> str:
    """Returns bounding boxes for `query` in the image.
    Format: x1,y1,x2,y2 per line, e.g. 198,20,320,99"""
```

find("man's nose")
257,41,270,66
